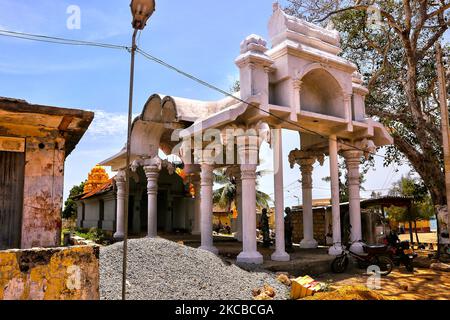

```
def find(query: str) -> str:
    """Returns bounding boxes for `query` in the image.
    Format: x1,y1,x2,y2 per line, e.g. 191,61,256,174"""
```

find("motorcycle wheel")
376,256,394,276
405,260,414,272
331,255,349,273
357,260,367,269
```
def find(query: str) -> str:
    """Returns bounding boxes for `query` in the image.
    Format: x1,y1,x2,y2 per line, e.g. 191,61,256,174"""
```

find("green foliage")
213,169,272,211
229,80,240,93
62,181,86,219
75,227,110,244
285,0,450,207
386,173,435,223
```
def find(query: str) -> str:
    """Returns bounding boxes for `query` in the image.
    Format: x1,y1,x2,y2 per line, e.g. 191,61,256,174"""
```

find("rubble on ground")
276,273,292,286
430,262,450,272
252,284,276,300
99,238,289,300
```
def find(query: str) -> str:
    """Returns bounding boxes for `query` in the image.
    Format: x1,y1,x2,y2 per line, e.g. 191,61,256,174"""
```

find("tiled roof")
80,178,114,200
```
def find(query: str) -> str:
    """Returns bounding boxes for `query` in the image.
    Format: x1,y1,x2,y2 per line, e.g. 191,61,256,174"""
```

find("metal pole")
436,42,450,232
122,28,138,301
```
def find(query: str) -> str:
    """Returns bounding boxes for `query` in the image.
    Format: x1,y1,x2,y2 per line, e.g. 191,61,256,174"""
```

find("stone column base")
199,245,218,255
350,242,365,254
299,239,318,249
113,232,124,241
328,244,344,256
271,250,290,262
237,251,264,264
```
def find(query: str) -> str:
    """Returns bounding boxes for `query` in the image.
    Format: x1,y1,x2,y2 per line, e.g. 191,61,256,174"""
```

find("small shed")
0,97,94,249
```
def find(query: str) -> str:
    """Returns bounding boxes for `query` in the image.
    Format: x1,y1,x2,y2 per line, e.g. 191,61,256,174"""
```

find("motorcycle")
331,242,394,276
384,237,417,272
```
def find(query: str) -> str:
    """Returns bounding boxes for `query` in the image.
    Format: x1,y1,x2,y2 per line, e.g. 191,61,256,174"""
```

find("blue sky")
0,0,446,207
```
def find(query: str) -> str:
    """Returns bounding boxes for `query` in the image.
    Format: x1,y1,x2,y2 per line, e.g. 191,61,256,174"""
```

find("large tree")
285,0,450,208
387,173,436,243
62,181,85,219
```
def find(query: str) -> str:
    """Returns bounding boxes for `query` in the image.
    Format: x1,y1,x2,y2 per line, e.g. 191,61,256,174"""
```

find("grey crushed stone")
100,237,289,300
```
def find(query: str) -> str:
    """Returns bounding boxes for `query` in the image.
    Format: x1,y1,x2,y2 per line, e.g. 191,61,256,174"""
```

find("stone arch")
299,64,346,119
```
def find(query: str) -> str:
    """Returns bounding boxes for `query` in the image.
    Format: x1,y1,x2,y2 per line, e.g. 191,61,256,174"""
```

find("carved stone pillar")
236,137,263,264
113,170,126,240
199,162,218,254
299,158,318,249
144,161,160,238
237,164,263,264
234,167,243,242
344,93,353,131
343,149,364,253
191,174,201,235
328,135,343,255
271,128,289,261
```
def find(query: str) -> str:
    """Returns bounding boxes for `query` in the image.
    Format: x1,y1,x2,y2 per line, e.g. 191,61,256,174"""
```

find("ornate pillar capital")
288,149,325,169
293,78,303,91
114,170,127,184
344,93,353,102
339,138,376,160
299,158,315,189
240,164,257,180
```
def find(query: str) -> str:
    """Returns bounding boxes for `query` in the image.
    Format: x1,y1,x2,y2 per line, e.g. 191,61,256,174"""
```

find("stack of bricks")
291,207,327,245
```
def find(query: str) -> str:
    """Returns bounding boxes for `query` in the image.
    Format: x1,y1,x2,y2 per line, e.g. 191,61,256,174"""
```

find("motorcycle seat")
364,245,386,249
363,245,387,254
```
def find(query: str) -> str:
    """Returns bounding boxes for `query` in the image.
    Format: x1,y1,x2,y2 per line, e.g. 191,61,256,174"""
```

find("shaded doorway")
0,151,25,249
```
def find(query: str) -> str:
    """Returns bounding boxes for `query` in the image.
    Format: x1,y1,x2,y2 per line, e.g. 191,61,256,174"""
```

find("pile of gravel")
100,238,289,300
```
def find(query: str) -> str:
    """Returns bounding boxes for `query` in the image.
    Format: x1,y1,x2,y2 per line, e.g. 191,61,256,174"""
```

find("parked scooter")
384,231,417,272
331,241,394,276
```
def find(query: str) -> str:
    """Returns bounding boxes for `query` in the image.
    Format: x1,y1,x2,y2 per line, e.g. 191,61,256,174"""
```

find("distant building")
74,164,195,237
0,97,93,250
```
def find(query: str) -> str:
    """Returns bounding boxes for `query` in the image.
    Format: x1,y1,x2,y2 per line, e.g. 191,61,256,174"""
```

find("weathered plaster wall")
0,246,99,300
83,199,100,229
21,136,66,248
292,208,327,245
102,197,116,231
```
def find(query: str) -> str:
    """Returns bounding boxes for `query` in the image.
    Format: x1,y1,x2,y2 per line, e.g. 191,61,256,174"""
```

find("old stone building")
87,4,392,264
0,97,93,250
75,164,195,236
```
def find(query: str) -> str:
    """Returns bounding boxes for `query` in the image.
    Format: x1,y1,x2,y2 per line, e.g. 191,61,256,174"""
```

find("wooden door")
0,151,25,250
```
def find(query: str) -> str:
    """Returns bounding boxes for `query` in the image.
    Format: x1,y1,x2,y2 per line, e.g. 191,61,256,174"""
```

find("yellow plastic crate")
291,276,323,299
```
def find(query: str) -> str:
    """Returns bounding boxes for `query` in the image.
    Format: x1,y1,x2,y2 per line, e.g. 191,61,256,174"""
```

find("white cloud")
86,110,140,138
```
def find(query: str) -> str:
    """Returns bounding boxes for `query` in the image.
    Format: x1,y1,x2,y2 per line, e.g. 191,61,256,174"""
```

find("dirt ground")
315,267,450,300
399,232,437,244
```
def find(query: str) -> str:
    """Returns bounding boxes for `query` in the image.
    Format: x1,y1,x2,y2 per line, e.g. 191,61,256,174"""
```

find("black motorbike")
331,242,394,276
385,238,417,272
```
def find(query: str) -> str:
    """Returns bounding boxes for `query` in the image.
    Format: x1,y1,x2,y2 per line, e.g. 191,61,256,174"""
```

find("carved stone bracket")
288,149,326,169
338,138,376,160
130,155,176,176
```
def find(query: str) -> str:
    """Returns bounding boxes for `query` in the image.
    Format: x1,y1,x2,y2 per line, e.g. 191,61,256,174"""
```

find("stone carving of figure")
261,208,271,247
284,207,293,251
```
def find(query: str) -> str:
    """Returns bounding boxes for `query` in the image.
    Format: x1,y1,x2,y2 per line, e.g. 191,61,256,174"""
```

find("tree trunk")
408,220,414,245
414,220,420,245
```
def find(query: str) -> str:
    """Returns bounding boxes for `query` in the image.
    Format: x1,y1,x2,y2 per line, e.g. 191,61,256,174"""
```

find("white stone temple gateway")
98,4,392,264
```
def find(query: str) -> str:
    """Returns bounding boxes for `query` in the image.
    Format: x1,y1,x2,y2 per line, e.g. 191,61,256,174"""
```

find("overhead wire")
0,29,129,50
0,28,409,166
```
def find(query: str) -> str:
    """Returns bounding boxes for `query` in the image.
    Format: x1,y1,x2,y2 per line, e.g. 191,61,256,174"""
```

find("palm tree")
213,169,272,212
